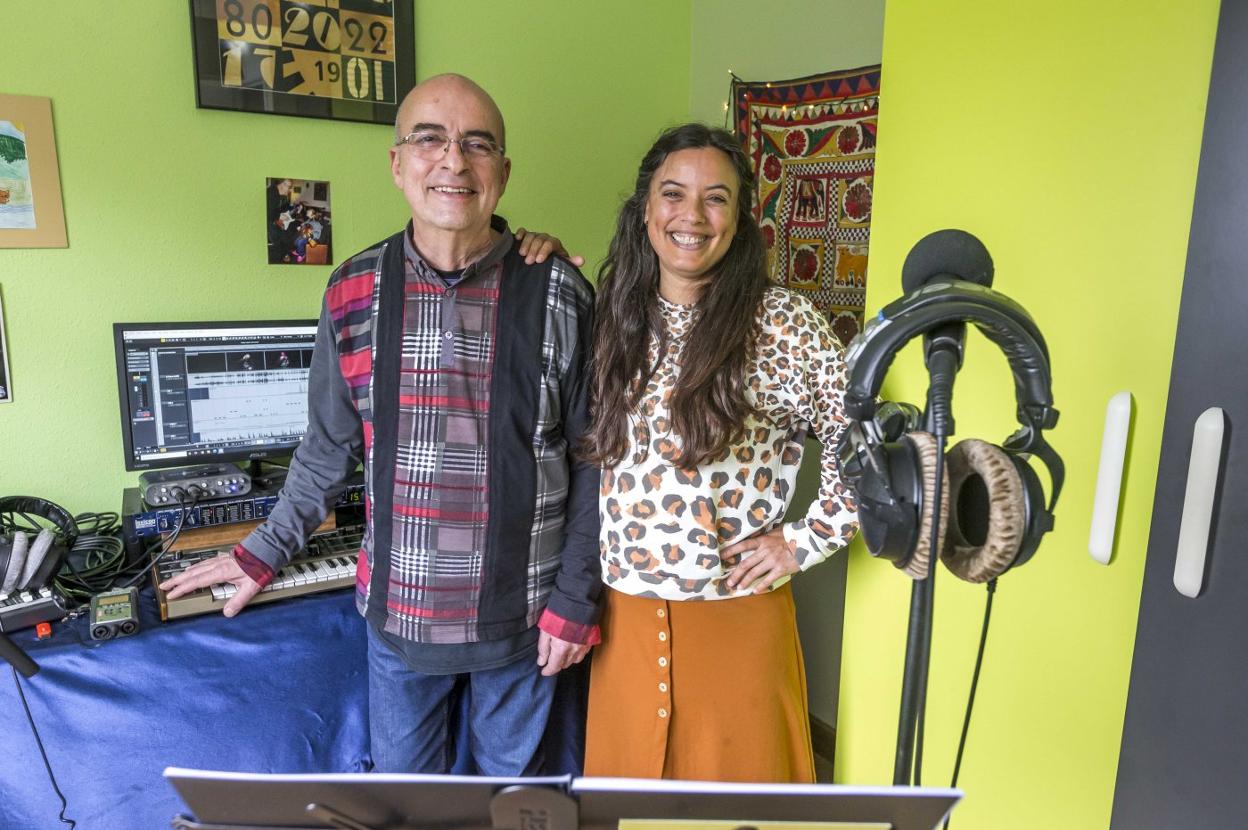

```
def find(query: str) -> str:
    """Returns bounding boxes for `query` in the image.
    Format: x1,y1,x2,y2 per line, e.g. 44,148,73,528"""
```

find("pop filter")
901,229,994,292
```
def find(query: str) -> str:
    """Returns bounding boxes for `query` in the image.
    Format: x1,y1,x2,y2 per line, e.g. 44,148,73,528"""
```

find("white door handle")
1089,391,1133,564
1173,407,1226,598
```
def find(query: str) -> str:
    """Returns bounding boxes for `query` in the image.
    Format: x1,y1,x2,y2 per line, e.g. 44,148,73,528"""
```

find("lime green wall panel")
836,2,1218,829
0,1,689,508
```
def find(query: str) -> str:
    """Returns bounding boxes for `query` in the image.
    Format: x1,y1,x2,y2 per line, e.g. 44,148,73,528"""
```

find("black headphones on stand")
836,232,1065,584
0,496,80,597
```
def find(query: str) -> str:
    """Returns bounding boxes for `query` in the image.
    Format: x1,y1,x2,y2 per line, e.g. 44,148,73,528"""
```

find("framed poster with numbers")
189,0,415,125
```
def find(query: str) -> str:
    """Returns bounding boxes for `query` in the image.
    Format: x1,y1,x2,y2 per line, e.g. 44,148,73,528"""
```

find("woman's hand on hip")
722,528,799,594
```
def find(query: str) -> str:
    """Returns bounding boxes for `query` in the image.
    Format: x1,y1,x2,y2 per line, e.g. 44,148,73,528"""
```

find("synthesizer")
154,525,363,621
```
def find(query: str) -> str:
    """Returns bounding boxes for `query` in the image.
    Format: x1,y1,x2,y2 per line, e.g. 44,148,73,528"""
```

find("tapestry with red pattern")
732,66,880,346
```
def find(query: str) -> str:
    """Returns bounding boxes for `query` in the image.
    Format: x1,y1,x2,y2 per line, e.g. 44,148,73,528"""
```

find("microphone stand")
893,334,960,786
0,630,39,678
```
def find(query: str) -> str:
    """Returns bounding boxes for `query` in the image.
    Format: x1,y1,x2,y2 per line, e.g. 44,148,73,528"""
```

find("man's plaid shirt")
235,221,602,646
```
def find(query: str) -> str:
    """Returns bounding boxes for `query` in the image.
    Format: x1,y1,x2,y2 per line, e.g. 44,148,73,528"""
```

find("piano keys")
154,525,363,621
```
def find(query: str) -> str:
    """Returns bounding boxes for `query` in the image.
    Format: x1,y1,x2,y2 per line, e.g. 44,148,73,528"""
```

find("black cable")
119,489,197,590
12,667,76,828
71,511,119,536
2,510,114,536
942,577,998,830
55,527,127,608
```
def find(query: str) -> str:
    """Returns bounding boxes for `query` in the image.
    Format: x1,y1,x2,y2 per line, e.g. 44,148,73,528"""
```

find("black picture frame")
189,0,415,126
0,287,11,404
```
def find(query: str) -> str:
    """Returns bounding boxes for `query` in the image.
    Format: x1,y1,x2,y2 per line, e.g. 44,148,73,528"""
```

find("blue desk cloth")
0,588,587,830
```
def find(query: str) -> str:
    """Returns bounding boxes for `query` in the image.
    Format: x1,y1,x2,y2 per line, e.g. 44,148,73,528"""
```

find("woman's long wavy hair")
583,123,768,470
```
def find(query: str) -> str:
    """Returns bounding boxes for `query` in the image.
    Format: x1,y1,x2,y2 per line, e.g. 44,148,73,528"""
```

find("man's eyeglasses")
395,131,504,160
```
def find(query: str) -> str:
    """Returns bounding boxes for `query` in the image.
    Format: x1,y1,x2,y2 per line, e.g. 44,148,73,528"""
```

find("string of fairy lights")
724,69,877,136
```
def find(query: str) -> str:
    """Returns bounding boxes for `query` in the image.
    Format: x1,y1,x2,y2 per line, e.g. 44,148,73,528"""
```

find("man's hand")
722,528,800,594
536,630,590,677
514,228,586,267
158,554,263,618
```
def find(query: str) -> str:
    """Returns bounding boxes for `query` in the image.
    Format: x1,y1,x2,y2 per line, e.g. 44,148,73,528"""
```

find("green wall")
0,1,690,508
688,0,885,125
836,2,1219,828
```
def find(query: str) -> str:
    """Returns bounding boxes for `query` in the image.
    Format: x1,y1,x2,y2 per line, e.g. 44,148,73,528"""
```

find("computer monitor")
113,320,318,472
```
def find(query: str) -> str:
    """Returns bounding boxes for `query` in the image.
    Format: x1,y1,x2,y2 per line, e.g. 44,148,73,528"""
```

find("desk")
0,588,587,829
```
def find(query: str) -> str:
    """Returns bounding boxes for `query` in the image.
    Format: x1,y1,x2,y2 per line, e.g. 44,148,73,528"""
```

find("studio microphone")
900,228,994,293
899,230,995,436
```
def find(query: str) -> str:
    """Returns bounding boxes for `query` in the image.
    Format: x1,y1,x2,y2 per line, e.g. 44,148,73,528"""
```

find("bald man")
162,75,600,775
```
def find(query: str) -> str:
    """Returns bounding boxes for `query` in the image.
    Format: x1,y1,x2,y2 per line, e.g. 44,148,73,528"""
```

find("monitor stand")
246,459,288,490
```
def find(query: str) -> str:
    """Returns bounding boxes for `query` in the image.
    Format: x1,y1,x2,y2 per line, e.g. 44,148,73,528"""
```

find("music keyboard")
154,526,363,620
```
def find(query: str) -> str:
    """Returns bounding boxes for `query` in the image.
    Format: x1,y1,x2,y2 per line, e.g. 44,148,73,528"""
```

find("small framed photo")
0,93,67,248
267,177,332,265
0,288,12,404
189,0,416,125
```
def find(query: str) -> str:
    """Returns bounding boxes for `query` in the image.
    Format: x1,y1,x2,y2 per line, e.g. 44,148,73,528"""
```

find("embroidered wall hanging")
732,66,880,346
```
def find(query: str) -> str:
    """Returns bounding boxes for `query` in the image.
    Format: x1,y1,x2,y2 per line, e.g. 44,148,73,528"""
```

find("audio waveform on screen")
186,371,310,444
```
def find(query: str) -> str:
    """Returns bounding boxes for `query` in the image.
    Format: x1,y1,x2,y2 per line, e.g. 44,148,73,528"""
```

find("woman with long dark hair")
581,123,859,782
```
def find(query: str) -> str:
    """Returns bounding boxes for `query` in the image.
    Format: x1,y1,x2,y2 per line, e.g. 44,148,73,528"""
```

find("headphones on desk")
837,277,1065,583
0,496,79,595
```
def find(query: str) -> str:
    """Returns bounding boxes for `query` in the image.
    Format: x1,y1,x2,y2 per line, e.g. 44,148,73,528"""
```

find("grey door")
1110,1,1248,826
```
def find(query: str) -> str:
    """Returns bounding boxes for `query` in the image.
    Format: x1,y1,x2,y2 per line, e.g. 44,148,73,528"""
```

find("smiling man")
161,74,601,775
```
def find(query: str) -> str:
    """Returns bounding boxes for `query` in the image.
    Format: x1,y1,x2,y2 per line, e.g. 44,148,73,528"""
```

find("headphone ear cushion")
0,535,11,593
941,439,1026,583
2,531,29,595
19,529,54,589
903,431,950,580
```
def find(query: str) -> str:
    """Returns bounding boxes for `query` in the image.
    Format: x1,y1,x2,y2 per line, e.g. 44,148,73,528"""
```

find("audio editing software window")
116,323,317,469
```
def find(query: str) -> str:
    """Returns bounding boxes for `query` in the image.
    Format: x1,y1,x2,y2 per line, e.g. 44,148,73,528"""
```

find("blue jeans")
366,625,555,774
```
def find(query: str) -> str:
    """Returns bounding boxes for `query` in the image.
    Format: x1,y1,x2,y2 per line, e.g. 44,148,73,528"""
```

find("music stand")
165,768,961,830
